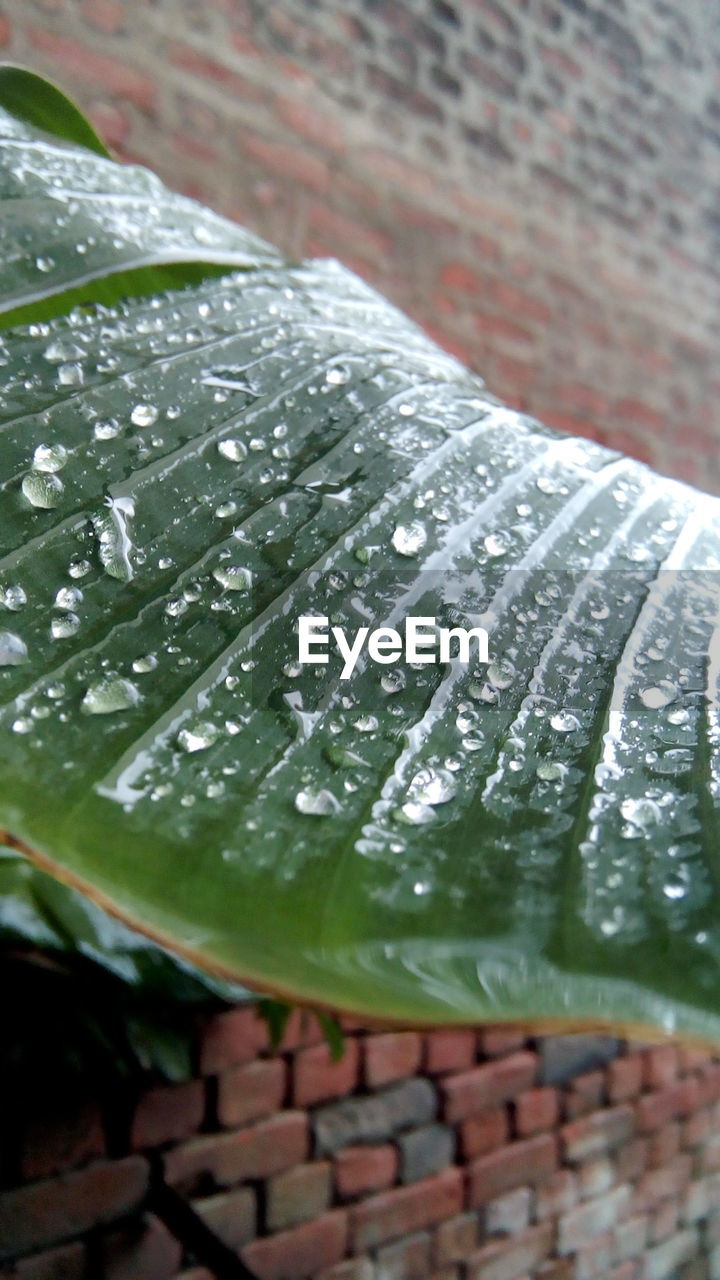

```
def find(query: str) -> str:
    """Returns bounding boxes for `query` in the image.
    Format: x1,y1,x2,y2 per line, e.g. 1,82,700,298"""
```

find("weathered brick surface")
466,1222,553,1280
468,1134,559,1205
515,1087,559,1137
0,1157,148,1259
164,1111,308,1189
562,1105,636,1162
192,1187,256,1250
13,1241,86,1280
131,1079,205,1150
398,1124,455,1185
294,1038,360,1108
460,1108,510,1160
425,1030,476,1075
218,1057,287,1129
315,1078,436,1155
243,1211,348,1280
433,1213,479,1267
20,1102,105,1181
267,1162,333,1231
364,1033,423,1088
375,1230,431,1280
0,1016,719,1277
102,1214,181,1280
557,1184,631,1253
441,1053,537,1122
351,1169,464,1250
335,1145,398,1200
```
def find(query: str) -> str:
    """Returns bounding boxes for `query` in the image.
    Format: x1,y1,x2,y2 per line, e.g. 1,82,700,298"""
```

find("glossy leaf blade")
2,260,720,1040
0,85,281,322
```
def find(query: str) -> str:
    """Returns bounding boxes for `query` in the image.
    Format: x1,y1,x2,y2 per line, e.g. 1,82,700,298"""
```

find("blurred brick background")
1,0,719,490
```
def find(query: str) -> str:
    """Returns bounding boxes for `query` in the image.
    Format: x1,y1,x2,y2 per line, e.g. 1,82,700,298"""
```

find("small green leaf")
0,64,112,157
0,69,282,325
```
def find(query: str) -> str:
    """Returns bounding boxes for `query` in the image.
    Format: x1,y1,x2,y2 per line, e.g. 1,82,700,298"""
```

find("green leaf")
0,64,112,157
0,845,246,1003
1,71,720,1045
0,70,282,326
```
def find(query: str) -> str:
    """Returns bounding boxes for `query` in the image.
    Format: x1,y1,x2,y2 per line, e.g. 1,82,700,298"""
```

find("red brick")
485,1186,532,1235
467,1135,558,1206
80,0,125,33
489,280,553,326
243,1211,348,1279
637,1081,699,1132
614,1213,648,1260
351,1169,464,1250
14,1242,86,1280
103,1214,181,1280
682,1107,714,1149
636,1153,693,1212
169,43,267,103
316,1261,373,1280
433,1213,479,1266
678,1048,714,1073
376,1231,431,1279
294,1038,360,1107
218,1057,286,1128
616,1137,649,1183
536,1170,578,1220
308,204,392,262
275,95,345,152
515,1088,559,1136
365,1034,423,1088
466,1222,553,1280
438,262,485,294
245,131,331,192
442,1053,537,1122
608,1055,644,1104
336,1145,398,1200
476,1029,527,1059
643,1046,679,1090
700,1134,720,1174
28,30,156,112
460,1108,509,1160
564,1070,606,1119
164,1112,308,1189
578,1157,615,1199
0,1157,148,1258
647,1122,681,1169
424,1031,476,1075
558,1185,631,1253
562,1106,635,1161
536,1264,574,1280
267,1162,332,1230
199,1005,269,1074
696,1064,720,1108
131,1080,205,1150
474,313,535,347
21,1102,104,1180
573,1232,615,1279
192,1187,256,1250
649,1198,679,1244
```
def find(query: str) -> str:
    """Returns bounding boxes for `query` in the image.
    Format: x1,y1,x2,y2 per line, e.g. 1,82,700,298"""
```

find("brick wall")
1,0,719,491
2,1013,720,1278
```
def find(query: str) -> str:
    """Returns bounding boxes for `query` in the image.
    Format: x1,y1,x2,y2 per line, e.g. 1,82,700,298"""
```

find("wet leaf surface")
2,73,720,1040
